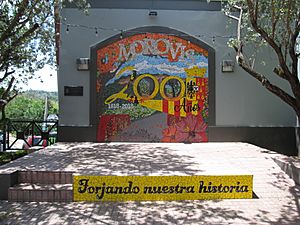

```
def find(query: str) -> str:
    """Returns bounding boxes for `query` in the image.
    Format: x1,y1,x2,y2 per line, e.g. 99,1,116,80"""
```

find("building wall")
58,1,297,154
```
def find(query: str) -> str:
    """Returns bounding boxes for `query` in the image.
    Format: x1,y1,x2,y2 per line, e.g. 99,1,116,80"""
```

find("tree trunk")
297,115,300,157
1,105,5,121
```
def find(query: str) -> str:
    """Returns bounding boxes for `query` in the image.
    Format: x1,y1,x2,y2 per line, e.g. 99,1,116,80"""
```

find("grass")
0,150,27,166
0,211,8,222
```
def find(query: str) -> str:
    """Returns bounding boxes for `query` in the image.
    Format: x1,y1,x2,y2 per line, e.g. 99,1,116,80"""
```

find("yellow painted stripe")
180,99,186,117
116,66,135,78
192,100,199,116
168,101,175,115
140,100,163,112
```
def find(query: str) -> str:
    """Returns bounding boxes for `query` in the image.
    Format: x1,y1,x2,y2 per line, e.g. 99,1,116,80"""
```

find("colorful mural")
96,32,209,142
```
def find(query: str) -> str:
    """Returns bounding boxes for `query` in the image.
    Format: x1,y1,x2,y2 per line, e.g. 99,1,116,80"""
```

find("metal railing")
1,119,58,151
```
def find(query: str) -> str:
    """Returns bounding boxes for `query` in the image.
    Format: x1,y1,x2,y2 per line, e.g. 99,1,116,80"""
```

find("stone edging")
273,157,300,185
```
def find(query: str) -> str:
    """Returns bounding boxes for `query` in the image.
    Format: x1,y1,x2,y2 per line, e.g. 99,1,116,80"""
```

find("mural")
96,32,209,143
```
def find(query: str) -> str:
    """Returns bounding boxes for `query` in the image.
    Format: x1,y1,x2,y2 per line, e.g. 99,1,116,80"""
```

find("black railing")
1,119,58,151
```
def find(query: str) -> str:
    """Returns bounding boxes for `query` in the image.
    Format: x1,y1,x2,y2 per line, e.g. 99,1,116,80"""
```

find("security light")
222,60,235,72
76,58,90,71
149,11,158,16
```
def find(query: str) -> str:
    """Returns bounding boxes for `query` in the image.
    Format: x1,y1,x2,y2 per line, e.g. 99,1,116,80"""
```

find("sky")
25,65,58,92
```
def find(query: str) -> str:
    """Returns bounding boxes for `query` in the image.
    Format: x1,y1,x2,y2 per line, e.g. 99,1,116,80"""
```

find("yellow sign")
73,175,253,202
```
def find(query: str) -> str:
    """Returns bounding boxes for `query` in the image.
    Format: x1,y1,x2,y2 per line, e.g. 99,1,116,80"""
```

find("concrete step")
8,183,73,202
18,170,73,184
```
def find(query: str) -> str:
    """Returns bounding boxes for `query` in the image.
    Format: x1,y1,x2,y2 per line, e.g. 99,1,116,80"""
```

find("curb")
273,157,300,185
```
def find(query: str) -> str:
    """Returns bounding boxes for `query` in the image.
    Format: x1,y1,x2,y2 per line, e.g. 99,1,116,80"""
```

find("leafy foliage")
0,0,89,115
0,0,54,90
223,0,300,116
4,91,58,121
0,150,27,165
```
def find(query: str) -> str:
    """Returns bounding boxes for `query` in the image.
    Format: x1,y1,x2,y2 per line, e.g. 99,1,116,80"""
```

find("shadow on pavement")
0,143,204,176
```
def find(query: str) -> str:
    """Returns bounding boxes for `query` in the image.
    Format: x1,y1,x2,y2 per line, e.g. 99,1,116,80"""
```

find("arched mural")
94,27,213,143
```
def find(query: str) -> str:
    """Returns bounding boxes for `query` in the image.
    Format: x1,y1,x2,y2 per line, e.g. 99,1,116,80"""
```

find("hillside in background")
23,90,58,102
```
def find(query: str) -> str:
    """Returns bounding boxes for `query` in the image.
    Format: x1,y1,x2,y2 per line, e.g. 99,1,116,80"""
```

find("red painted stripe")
174,100,180,116
163,100,169,114
186,100,192,116
97,116,108,141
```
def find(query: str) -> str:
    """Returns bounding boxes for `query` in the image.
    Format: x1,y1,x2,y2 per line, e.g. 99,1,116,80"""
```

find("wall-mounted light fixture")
221,60,235,72
149,0,157,16
149,11,158,16
76,58,90,71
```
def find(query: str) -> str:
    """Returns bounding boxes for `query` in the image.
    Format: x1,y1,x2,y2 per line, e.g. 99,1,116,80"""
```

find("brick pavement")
0,142,300,224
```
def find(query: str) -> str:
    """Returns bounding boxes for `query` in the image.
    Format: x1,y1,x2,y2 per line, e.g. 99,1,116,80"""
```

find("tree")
5,94,58,121
224,0,300,119
0,0,89,119
4,92,58,133
0,0,53,117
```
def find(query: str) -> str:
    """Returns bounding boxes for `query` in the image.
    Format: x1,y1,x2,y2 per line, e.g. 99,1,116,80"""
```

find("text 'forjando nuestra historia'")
73,175,253,201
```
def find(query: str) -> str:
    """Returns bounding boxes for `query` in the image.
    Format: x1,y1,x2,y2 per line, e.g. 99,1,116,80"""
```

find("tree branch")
247,0,293,80
0,0,29,44
237,53,297,111
10,1,40,38
283,0,292,61
289,8,300,76
6,91,18,104
0,23,39,72
271,0,279,39
246,0,300,105
0,66,15,83
2,77,15,100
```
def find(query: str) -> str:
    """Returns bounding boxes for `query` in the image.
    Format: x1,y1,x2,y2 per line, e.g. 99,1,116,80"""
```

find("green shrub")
0,150,27,165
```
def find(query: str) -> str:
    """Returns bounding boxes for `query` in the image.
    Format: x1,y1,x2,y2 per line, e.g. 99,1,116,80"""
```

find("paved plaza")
0,142,299,224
